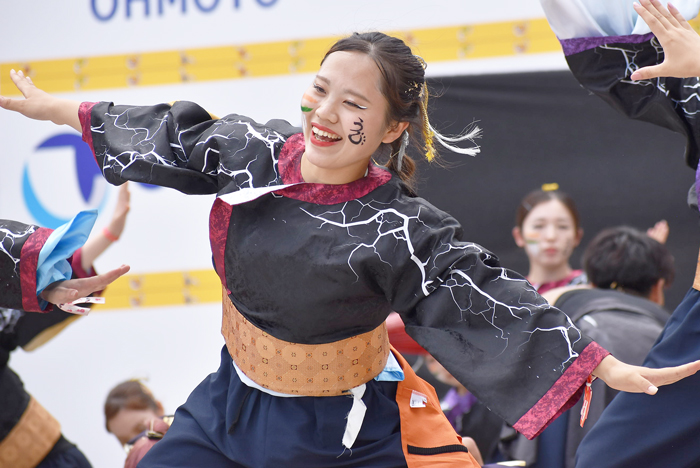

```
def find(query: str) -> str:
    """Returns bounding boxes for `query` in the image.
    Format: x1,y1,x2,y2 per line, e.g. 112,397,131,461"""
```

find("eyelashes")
346,101,367,110
311,83,367,109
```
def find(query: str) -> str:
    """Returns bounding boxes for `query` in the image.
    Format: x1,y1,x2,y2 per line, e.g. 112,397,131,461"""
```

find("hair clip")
542,183,559,192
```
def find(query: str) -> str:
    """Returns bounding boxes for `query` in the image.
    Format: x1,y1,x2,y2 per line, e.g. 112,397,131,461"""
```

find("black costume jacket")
77,101,607,438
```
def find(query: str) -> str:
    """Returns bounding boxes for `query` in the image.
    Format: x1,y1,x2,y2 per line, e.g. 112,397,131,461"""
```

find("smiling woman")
1,30,699,468
512,186,586,294
300,51,406,185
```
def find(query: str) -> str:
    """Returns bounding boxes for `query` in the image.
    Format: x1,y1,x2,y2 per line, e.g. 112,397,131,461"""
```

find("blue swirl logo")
23,133,107,228
24,133,159,228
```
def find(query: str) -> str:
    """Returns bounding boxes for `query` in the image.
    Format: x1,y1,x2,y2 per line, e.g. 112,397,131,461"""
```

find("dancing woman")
1,31,697,467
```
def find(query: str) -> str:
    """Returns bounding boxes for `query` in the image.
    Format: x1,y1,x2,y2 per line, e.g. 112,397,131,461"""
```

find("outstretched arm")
0,69,81,131
631,0,700,80
79,183,131,271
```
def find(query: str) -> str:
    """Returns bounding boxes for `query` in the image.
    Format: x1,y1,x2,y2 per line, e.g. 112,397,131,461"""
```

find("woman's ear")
574,228,584,247
382,121,409,144
512,227,525,248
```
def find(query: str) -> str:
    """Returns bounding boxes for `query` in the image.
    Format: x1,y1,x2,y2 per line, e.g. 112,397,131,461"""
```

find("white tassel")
429,122,482,157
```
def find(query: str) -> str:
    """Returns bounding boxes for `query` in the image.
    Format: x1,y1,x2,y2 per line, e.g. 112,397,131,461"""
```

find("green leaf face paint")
301,106,313,113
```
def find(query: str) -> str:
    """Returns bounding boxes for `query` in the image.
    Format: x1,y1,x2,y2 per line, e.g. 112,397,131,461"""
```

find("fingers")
646,219,669,243
0,70,36,114
668,3,693,30
634,0,668,33
649,0,681,27
72,264,130,297
8,69,36,99
645,360,700,387
94,264,130,289
631,63,666,81
40,285,80,305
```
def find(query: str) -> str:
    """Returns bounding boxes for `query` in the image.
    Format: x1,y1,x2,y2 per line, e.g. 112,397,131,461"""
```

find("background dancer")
0,194,130,467
538,1,700,466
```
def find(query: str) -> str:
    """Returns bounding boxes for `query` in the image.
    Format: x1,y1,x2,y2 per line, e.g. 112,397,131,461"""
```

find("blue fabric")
375,352,404,382
37,444,92,468
542,0,700,40
36,210,97,299
534,410,568,468
139,345,407,468
576,288,700,468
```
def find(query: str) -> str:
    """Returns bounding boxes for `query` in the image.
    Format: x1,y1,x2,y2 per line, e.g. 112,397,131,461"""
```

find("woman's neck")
300,152,368,185
527,263,574,286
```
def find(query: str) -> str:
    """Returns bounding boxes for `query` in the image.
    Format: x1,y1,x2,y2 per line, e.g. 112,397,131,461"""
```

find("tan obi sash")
0,396,61,468
694,247,700,291
222,292,389,396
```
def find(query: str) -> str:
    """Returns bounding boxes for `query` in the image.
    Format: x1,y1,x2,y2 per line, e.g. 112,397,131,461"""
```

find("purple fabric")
442,388,478,429
696,164,700,212
561,33,654,56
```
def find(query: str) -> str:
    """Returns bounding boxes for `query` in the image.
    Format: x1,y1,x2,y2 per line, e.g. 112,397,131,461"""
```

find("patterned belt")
222,291,389,396
694,247,700,291
0,396,61,468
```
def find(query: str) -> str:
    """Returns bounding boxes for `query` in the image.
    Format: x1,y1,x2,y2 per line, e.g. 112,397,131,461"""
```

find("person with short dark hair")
583,226,675,306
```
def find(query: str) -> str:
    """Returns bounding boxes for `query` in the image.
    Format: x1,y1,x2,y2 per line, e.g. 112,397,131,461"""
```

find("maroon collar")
276,133,392,205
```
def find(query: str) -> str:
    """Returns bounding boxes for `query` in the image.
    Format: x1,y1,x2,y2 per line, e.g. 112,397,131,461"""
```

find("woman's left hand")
592,355,700,395
40,264,130,307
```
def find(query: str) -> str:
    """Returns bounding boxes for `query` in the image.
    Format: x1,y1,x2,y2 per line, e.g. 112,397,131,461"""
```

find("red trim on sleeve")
209,198,232,292
79,102,98,163
513,341,610,439
19,227,54,313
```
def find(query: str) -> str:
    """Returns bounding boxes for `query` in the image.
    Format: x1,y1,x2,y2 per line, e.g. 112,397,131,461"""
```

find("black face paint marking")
348,117,366,145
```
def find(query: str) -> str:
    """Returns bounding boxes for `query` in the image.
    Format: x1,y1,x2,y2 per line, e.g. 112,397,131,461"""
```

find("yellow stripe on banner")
0,18,560,95
90,269,222,311
5,17,700,95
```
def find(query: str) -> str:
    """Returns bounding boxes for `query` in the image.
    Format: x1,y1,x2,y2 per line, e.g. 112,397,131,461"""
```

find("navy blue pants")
139,345,407,467
576,288,700,468
37,436,92,468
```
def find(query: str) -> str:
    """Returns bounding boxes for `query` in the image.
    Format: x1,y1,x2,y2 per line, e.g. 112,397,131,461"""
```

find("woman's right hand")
631,0,700,80
0,69,81,131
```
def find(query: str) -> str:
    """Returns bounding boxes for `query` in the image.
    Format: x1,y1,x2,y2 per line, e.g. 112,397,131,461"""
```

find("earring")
396,131,409,173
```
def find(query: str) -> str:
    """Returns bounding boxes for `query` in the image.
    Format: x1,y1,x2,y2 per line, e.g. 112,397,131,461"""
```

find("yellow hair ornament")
541,183,559,192
418,81,480,163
